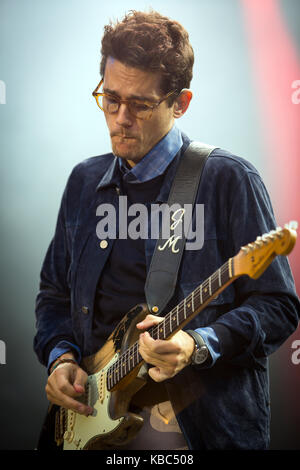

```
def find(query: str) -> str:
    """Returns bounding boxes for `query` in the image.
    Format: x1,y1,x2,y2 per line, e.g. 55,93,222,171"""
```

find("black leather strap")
145,141,216,315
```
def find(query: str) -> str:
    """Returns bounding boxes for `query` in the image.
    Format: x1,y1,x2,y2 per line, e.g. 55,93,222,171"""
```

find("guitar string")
107,260,232,387
108,229,284,388
108,260,232,386
109,260,231,383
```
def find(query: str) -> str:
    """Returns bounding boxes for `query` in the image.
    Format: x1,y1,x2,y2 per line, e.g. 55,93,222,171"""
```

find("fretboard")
106,257,234,391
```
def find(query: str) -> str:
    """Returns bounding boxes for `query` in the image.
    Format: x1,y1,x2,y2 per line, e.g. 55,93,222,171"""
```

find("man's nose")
116,103,133,127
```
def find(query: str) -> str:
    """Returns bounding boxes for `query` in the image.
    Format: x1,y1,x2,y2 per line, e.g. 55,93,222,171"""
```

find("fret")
211,273,218,297
128,350,132,372
171,310,177,332
135,344,140,365
203,284,208,302
158,324,162,340
107,260,237,393
228,258,232,278
158,321,165,340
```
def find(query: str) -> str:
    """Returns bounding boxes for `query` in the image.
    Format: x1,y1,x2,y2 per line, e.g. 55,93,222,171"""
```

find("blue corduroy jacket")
34,132,299,449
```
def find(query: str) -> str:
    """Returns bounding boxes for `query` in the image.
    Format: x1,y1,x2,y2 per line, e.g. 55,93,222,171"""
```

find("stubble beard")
111,135,144,164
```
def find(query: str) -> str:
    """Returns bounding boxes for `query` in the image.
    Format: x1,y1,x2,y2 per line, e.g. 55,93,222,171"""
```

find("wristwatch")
186,330,210,365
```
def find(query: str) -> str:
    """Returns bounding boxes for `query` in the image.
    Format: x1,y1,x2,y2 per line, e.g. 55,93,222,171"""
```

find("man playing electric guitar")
34,10,299,450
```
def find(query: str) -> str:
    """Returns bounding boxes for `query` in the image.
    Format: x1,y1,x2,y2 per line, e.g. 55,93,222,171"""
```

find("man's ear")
173,90,193,118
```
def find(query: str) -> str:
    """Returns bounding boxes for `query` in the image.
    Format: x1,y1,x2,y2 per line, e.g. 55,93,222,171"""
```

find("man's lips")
111,134,137,139
111,135,138,144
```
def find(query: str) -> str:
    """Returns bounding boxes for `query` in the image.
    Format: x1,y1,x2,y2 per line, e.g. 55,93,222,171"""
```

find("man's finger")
139,331,180,354
73,366,88,393
136,314,164,330
148,366,174,383
47,388,93,416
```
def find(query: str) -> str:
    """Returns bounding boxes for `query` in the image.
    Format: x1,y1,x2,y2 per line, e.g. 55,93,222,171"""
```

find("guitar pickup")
97,371,106,405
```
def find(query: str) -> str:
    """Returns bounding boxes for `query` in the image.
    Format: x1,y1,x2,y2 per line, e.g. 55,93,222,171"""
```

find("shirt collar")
96,129,191,202
118,124,183,184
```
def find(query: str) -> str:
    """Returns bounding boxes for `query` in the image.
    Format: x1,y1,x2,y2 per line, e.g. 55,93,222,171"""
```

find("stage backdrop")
0,0,299,450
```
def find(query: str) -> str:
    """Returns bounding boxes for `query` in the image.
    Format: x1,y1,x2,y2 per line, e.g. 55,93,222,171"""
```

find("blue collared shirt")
117,124,183,183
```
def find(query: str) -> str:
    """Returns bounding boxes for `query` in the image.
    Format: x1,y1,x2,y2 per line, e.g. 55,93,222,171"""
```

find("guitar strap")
144,141,217,315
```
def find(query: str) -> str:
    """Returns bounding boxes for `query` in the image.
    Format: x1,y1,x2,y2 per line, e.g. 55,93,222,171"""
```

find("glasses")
92,79,177,120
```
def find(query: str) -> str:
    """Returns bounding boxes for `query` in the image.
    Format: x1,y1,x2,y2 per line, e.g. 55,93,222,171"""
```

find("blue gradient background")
0,0,299,449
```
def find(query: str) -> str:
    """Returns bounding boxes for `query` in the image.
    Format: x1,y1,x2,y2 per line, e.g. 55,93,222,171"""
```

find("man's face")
102,57,175,166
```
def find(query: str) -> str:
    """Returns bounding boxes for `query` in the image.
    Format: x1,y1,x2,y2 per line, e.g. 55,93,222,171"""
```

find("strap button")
99,240,108,249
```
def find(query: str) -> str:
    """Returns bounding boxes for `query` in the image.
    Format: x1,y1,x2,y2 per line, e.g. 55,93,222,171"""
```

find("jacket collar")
95,155,121,191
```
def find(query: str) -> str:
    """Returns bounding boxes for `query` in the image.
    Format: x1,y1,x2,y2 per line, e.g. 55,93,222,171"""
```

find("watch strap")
186,329,210,365
186,329,207,349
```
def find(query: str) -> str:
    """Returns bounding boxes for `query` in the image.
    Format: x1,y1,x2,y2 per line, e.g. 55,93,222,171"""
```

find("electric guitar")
43,222,298,450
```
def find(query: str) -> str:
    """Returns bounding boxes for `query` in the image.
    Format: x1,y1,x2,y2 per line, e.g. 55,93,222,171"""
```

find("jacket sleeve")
210,170,300,368
33,174,81,367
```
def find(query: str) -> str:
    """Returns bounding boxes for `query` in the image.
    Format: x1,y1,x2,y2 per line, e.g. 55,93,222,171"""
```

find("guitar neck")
107,257,237,391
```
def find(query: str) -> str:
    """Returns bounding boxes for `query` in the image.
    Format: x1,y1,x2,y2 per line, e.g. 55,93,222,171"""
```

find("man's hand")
46,353,93,416
136,314,195,382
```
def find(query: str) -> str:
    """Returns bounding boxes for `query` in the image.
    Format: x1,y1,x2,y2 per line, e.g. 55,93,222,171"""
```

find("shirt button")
100,240,108,249
81,306,89,314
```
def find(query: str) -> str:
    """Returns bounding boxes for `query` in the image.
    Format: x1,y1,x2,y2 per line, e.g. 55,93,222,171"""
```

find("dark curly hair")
100,10,194,103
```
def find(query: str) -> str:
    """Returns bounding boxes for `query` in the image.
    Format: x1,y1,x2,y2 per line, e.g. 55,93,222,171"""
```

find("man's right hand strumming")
46,352,93,417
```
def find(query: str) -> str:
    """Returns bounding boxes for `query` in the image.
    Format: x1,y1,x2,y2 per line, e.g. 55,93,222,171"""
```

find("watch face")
194,346,209,364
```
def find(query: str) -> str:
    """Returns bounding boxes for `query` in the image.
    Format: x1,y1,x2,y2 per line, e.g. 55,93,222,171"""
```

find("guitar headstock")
234,221,298,279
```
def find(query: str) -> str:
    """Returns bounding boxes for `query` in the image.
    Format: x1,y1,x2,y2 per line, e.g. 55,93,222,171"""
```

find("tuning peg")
275,227,284,239
286,221,298,231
